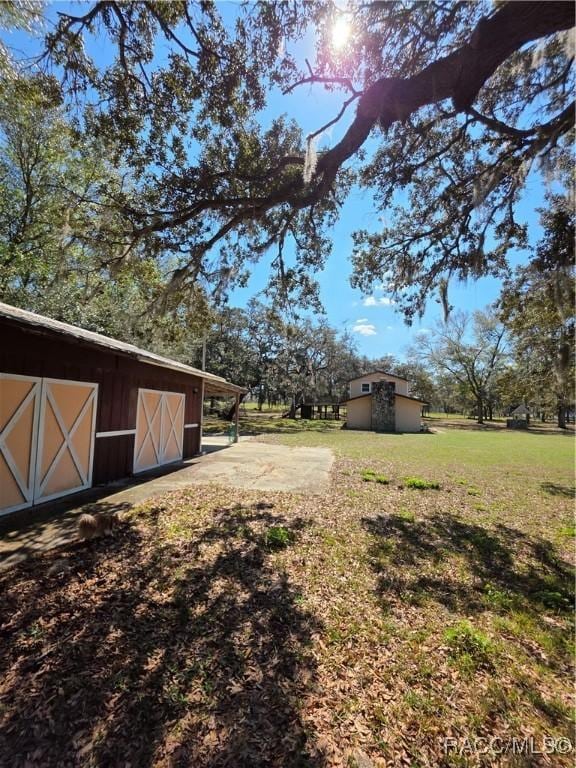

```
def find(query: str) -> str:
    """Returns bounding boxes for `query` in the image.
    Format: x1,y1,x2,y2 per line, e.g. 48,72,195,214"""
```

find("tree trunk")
225,394,246,421
476,398,484,424
557,404,566,429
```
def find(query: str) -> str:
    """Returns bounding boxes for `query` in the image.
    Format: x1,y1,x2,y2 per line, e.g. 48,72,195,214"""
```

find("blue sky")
2,2,548,361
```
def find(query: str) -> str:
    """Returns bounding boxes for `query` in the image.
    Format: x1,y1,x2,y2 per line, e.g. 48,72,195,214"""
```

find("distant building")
343,370,426,433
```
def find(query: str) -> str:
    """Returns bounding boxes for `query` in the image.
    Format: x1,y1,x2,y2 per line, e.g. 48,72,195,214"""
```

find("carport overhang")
201,379,248,446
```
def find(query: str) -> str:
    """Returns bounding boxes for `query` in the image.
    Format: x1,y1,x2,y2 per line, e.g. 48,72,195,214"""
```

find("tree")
13,1,572,313
0,75,212,356
395,361,436,405
418,309,507,423
499,200,575,427
199,301,360,413
0,1,42,81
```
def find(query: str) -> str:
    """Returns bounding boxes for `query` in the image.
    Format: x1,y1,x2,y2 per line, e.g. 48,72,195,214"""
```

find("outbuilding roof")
0,301,246,396
349,369,409,382
342,392,427,405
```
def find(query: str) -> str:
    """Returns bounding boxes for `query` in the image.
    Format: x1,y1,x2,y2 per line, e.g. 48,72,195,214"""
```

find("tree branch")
125,2,574,255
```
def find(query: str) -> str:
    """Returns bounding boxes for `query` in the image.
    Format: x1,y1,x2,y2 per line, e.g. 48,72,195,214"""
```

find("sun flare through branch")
331,16,351,50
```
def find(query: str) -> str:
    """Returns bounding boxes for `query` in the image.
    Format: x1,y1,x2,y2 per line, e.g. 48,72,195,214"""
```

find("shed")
343,371,426,433
0,302,245,517
507,403,530,430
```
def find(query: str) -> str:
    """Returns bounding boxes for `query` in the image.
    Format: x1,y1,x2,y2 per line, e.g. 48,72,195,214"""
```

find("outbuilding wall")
350,373,409,398
0,320,202,491
395,397,422,433
346,396,372,430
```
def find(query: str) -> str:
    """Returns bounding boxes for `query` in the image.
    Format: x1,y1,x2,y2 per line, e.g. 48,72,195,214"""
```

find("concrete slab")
182,441,334,493
0,438,333,570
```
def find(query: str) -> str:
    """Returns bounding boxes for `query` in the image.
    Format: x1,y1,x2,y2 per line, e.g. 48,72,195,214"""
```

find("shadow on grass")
541,482,576,498
363,513,574,672
0,503,323,768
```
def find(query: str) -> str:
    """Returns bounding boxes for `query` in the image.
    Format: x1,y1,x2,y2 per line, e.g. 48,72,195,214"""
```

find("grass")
444,621,496,672
263,524,294,549
403,476,441,490
361,469,389,484
0,423,574,767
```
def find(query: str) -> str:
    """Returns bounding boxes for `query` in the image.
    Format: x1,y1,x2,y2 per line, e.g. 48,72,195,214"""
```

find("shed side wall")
0,320,202,486
395,398,422,433
346,397,372,430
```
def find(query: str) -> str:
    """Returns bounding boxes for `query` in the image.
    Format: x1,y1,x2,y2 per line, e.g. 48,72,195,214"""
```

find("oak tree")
25,0,574,313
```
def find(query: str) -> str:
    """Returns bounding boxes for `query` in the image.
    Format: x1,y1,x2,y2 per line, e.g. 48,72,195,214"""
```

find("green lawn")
1,425,574,767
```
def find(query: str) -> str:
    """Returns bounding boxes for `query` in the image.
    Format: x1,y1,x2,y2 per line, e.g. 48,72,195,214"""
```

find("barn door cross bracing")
0,375,98,516
0,374,41,514
34,379,98,504
134,389,184,473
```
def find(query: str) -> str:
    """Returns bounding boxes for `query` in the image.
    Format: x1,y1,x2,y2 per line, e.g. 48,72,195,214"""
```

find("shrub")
264,525,294,550
483,583,514,611
404,477,440,490
444,621,494,670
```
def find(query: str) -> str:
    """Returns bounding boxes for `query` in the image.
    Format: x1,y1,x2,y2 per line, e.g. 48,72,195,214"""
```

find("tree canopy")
6,0,571,316
0,74,212,353
499,198,575,426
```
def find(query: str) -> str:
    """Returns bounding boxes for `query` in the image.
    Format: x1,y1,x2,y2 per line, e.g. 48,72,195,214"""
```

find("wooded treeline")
196,200,574,430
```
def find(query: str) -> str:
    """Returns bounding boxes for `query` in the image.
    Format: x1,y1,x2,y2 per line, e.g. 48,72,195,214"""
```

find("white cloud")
353,322,377,336
362,295,395,307
356,317,368,323
418,327,431,335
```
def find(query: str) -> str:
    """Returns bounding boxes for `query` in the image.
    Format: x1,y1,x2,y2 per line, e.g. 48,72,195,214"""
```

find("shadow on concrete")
0,444,234,569
0,442,234,537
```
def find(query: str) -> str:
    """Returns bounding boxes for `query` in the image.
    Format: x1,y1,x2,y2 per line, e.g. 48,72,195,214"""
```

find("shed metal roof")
0,301,246,395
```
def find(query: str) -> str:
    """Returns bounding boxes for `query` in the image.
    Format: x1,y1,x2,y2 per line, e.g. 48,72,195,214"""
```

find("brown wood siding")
0,319,202,488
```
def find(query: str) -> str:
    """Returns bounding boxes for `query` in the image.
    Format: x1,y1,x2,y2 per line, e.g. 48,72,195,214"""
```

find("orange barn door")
0,374,41,515
161,393,184,464
34,379,98,504
134,389,163,473
134,389,184,473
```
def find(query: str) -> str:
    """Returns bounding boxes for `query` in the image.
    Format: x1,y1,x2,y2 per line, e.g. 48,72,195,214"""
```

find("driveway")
0,437,333,570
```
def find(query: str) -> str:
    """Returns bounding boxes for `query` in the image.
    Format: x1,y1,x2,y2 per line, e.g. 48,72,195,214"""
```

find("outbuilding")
0,302,245,517
343,370,426,433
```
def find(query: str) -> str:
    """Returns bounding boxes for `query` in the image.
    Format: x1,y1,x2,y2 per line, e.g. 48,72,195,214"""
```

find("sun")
331,17,351,50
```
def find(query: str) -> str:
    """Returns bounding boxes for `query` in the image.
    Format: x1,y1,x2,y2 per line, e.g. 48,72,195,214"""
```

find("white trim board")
96,429,136,438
